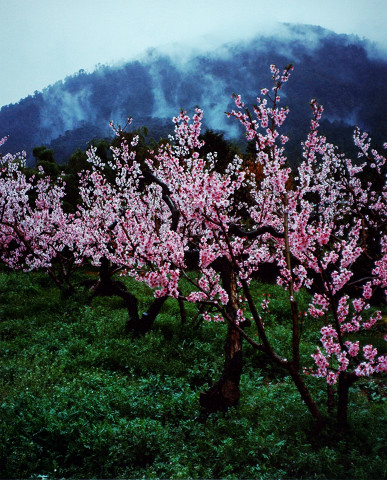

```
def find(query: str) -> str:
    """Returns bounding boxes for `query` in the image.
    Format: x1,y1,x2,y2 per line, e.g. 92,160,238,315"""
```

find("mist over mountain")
1,23,386,165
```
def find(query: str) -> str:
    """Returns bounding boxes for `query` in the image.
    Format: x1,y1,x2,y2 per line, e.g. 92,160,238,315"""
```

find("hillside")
0,23,386,165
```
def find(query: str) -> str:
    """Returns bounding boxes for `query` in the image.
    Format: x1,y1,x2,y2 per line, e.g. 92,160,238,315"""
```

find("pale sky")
1,0,386,108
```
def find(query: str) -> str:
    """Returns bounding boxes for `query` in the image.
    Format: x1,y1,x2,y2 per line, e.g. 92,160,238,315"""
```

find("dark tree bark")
125,294,167,335
337,371,357,431
200,323,243,413
287,364,325,431
90,257,167,336
200,261,245,414
177,295,187,325
327,384,335,414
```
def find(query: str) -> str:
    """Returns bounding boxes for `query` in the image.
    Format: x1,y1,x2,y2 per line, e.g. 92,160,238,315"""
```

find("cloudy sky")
1,0,386,108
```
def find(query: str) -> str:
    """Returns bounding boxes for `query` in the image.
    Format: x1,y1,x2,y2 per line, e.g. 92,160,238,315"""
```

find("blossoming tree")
217,64,386,427
0,141,76,290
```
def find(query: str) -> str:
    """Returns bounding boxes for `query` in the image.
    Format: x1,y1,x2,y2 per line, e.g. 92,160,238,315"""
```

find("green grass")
0,269,386,479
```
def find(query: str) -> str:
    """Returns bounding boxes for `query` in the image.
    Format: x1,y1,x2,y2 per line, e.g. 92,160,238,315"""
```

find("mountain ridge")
1,23,386,165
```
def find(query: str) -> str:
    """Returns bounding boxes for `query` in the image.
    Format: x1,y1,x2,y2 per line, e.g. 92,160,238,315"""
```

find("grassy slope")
0,269,386,479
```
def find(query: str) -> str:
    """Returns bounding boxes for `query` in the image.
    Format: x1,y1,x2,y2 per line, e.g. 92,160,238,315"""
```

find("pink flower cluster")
0,148,72,273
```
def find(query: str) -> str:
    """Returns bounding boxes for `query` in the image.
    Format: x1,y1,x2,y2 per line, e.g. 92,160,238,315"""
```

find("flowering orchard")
0,65,386,429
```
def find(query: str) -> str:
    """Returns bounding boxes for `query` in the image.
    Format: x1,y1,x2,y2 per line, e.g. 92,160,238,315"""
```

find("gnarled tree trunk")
90,257,167,336
337,371,357,431
200,262,244,414
200,322,243,413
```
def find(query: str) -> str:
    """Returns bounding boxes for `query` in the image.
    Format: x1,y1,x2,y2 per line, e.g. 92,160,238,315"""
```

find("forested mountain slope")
1,24,386,164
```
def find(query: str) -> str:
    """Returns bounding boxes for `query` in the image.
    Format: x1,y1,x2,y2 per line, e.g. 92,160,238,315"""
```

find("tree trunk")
200,323,243,413
90,257,166,336
177,295,187,325
288,364,325,431
200,263,244,414
327,384,335,414
337,371,357,430
125,295,167,335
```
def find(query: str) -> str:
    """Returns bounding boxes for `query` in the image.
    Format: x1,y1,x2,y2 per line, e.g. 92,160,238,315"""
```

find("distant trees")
33,146,60,179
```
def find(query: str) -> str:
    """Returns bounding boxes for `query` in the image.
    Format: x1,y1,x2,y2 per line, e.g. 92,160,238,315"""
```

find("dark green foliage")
32,146,55,163
32,145,61,179
199,129,240,173
0,270,386,478
62,139,113,212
